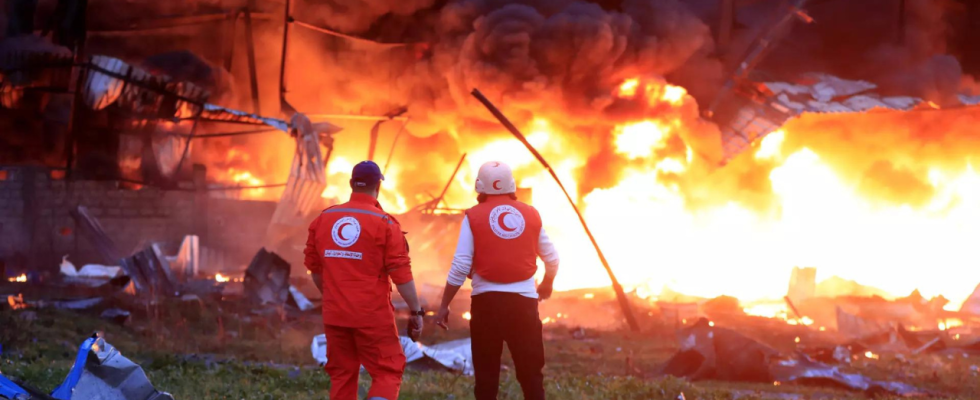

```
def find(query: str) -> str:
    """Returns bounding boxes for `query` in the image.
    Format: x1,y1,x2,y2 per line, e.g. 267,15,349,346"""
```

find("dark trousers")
471,292,545,400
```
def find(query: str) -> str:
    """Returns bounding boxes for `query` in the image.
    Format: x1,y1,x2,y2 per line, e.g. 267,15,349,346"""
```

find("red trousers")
324,323,406,400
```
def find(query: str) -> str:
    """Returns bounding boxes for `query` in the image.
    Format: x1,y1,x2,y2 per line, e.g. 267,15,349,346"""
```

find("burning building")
2,0,980,329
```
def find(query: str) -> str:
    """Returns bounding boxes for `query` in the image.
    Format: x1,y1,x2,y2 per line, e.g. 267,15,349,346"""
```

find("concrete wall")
0,166,276,276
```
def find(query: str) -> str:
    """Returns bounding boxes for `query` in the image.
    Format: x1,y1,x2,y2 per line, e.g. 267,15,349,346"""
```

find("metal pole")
243,1,261,114
278,0,291,115
382,119,409,175
367,120,381,161
471,89,641,332
432,153,467,210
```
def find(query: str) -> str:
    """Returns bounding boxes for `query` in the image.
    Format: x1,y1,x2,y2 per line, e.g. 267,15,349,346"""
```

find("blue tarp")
1,335,173,400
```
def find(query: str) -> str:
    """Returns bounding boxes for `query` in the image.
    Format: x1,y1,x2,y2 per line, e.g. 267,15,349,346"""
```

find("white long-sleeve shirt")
446,215,560,298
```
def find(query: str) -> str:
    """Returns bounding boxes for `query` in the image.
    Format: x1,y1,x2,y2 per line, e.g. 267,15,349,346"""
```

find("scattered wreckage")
0,334,173,400
659,318,931,397
311,334,474,376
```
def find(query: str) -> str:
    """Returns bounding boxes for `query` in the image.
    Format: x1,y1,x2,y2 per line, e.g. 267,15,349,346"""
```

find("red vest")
466,196,542,283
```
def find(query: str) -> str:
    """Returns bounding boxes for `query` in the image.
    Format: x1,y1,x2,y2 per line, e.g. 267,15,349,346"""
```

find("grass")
2,304,979,399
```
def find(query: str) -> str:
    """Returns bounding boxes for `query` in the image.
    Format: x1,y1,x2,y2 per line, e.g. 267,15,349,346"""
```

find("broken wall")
0,166,275,275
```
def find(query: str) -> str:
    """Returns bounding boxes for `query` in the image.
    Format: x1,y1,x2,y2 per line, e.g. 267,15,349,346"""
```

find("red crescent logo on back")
488,205,525,239
331,216,361,248
498,212,517,232
492,180,502,190
337,222,352,240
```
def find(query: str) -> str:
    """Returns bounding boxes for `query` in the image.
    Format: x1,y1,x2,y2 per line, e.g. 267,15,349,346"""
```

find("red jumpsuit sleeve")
384,220,413,285
304,217,323,275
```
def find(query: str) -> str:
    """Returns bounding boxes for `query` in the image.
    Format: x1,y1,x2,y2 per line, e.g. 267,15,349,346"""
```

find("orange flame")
208,75,980,312
7,274,26,283
215,273,230,283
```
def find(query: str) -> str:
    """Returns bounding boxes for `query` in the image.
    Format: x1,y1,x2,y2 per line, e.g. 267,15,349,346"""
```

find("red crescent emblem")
337,222,352,240
497,212,517,232
493,180,502,190
493,162,500,167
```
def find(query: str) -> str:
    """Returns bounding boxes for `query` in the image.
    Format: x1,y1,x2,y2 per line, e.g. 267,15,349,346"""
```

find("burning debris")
2,0,980,398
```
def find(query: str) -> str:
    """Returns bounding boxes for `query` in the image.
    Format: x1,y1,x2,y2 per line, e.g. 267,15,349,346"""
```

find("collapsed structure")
3,0,980,397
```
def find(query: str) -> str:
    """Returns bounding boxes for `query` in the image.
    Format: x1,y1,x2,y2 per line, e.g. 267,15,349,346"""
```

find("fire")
618,79,640,97
615,121,671,159
7,294,27,310
7,274,26,283
583,293,594,299
617,78,688,106
940,319,964,331
661,85,687,105
755,130,785,160
462,311,472,321
208,72,980,314
864,351,879,360
215,273,230,283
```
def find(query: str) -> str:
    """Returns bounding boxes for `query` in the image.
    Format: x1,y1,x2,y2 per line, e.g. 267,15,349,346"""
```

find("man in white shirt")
435,161,559,400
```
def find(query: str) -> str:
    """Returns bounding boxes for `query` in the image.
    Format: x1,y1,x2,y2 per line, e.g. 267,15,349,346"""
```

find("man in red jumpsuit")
435,161,560,400
305,160,424,400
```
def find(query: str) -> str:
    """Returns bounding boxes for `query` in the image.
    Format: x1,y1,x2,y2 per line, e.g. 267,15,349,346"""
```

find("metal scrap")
69,206,123,265
266,113,332,247
716,73,980,162
660,318,928,397
118,245,179,298
311,335,474,375
243,248,290,306
50,335,174,400
1,335,173,400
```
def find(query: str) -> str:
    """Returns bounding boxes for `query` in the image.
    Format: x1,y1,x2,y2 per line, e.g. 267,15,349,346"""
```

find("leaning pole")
471,89,641,332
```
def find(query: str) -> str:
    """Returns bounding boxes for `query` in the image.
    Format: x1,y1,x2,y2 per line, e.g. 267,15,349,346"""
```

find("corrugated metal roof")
717,73,980,163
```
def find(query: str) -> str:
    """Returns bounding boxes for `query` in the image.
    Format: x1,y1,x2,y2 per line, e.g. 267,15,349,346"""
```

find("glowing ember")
215,273,230,283
787,317,815,326
583,293,595,299
7,294,27,310
743,304,789,319
864,351,879,360
462,311,472,321
7,274,26,283
542,317,553,324
940,319,964,331
794,337,801,343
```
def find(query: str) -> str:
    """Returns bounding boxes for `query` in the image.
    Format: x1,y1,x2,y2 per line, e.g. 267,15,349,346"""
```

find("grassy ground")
1,304,978,400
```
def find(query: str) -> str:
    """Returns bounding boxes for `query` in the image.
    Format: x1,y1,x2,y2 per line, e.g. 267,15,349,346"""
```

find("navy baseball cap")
351,160,385,187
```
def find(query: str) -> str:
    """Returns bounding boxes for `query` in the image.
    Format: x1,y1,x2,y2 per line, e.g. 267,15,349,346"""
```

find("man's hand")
435,306,451,330
408,313,423,342
537,281,554,300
